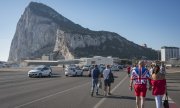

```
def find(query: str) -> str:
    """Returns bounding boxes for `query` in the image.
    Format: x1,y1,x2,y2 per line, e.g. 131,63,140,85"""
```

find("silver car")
28,65,52,78
65,66,83,77
82,65,90,71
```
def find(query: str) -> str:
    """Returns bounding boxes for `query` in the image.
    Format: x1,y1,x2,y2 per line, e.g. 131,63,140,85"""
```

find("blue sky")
0,0,180,61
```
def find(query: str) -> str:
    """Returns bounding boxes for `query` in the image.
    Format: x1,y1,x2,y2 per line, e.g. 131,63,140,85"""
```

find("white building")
161,46,179,61
80,56,113,65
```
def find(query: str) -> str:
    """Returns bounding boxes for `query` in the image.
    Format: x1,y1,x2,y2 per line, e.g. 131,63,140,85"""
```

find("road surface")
0,67,179,108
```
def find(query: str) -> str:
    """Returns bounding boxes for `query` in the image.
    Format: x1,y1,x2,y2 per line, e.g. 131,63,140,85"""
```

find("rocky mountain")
8,2,158,62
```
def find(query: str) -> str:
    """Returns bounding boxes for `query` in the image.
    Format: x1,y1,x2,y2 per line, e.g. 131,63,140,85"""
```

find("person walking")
129,60,152,108
62,64,65,71
103,65,113,96
151,65,166,108
160,63,166,75
127,65,131,77
149,63,155,75
91,65,101,96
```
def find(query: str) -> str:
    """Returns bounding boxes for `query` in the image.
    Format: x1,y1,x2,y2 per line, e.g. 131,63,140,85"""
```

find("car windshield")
34,67,43,70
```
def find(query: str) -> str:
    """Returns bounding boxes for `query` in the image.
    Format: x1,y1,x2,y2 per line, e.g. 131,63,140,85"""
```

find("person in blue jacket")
91,65,101,96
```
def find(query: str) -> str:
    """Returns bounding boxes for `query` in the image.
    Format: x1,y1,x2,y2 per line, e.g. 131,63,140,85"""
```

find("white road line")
162,94,178,108
163,95,175,103
15,82,90,108
93,75,128,108
0,78,27,83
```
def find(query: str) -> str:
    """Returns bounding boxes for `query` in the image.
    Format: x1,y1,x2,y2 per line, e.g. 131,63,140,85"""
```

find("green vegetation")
73,37,158,60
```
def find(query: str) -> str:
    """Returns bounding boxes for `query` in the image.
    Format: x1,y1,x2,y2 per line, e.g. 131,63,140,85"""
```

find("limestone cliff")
8,2,157,62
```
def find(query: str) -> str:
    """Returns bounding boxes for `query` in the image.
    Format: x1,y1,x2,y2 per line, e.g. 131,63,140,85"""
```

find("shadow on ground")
94,95,154,101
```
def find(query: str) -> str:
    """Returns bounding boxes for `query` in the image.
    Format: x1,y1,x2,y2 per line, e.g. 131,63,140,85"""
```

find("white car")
82,65,90,71
28,65,52,78
111,65,120,71
65,66,83,76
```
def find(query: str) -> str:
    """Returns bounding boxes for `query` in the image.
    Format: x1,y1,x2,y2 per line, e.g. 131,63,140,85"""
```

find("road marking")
15,82,90,108
93,75,128,108
163,95,178,108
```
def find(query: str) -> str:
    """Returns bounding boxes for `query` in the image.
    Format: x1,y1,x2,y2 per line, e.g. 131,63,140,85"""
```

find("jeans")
91,78,99,93
155,95,163,108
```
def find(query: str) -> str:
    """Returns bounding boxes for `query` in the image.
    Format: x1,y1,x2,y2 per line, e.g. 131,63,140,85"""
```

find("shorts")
104,79,111,87
134,84,147,97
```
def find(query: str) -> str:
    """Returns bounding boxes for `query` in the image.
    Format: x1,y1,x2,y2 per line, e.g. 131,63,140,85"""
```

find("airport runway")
0,67,179,108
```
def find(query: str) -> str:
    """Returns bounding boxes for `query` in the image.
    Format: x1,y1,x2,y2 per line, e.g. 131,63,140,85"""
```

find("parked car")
99,65,106,73
111,65,120,71
64,64,76,69
65,66,83,77
117,65,123,69
82,65,90,71
88,65,94,77
28,65,52,78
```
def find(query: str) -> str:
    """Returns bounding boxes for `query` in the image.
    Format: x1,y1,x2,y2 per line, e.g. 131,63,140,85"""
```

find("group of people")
90,61,167,108
90,65,114,97
129,61,167,108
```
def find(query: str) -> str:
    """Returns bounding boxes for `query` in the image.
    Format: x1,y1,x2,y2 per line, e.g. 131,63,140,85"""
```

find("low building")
42,55,49,60
80,56,113,65
20,59,82,67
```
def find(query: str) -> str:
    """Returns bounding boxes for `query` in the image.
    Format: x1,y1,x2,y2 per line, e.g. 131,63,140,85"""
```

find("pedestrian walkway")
92,70,179,108
93,71,155,108
165,71,180,108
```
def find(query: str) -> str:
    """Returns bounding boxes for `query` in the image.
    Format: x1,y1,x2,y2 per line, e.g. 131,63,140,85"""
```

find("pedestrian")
149,63,155,75
127,65,131,77
129,60,152,108
151,65,166,108
131,63,137,71
103,65,113,96
91,65,101,96
160,63,166,75
62,64,65,70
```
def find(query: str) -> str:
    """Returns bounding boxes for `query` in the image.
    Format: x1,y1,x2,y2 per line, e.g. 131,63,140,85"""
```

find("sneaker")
96,92,99,96
108,93,112,95
91,92,93,97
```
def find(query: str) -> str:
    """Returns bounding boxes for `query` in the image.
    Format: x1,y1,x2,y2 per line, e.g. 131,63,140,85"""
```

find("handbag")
163,92,169,108
97,80,102,89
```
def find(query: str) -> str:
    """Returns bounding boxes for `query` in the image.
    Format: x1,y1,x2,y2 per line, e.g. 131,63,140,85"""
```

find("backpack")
108,71,114,83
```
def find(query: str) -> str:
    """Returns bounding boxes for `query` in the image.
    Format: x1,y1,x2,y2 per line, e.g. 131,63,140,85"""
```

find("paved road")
0,67,179,108
166,72,180,108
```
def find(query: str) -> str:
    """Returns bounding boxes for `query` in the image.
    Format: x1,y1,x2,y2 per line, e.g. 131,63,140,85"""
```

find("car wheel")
75,72,77,77
81,72,83,76
48,72,52,77
39,73,42,78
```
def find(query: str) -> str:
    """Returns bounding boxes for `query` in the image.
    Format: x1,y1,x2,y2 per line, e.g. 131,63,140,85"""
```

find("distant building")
157,50,161,60
42,55,50,60
80,56,113,65
161,46,179,61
